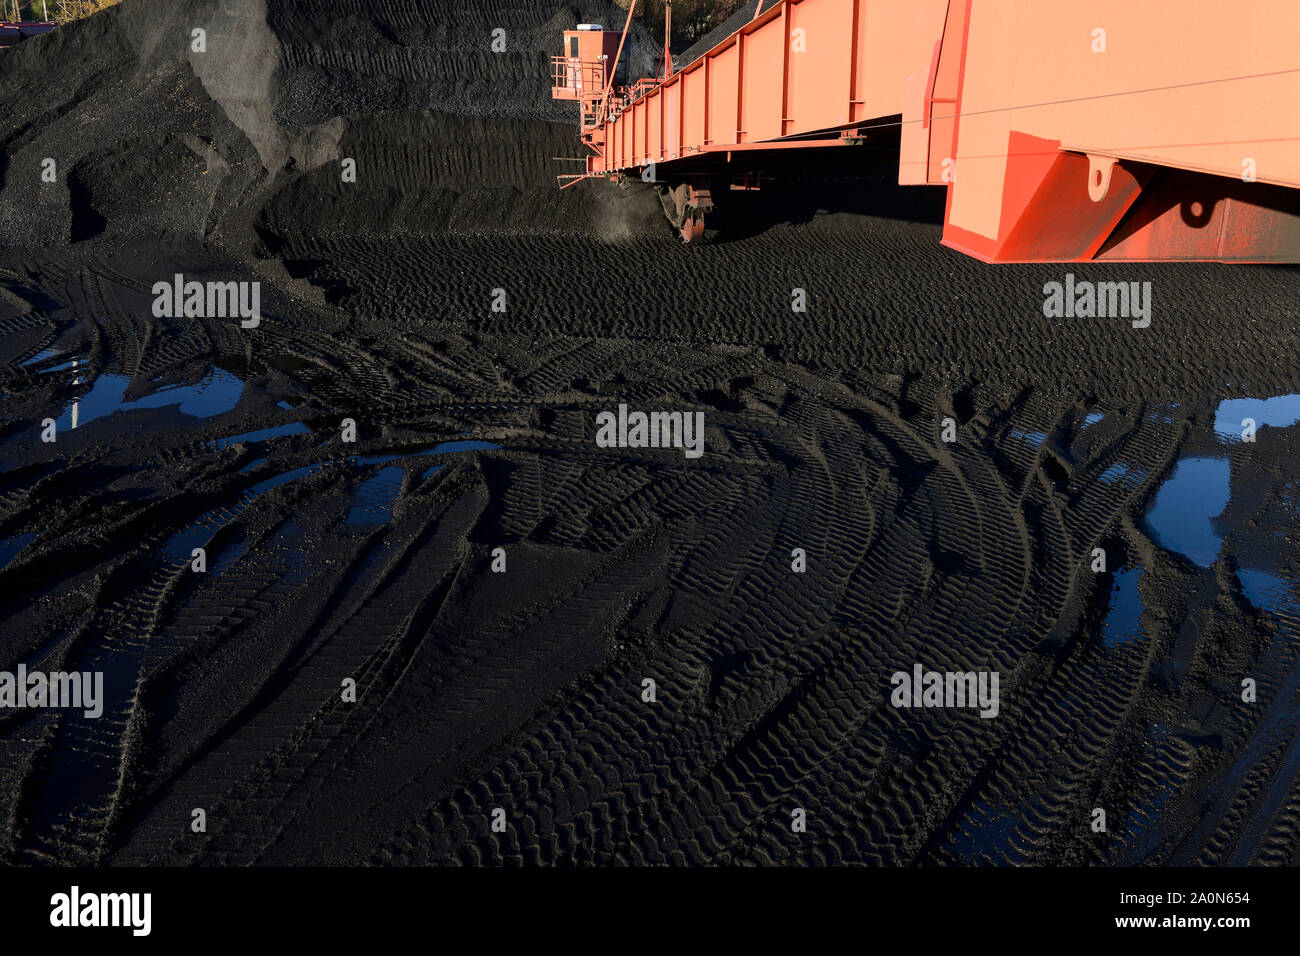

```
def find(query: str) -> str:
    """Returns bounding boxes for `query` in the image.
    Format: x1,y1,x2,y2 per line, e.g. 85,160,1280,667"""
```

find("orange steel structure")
552,0,1300,261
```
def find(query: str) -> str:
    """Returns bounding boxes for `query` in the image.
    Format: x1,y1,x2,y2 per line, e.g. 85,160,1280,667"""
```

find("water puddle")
350,439,501,468
1008,428,1047,448
213,421,309,450
351,452,414,467
1142,456,1230,568
161,526,213,562
251,463,321,496
20,349,78,375
57,368,243,430
342,441,497,527
0,532,36,569
1237,568,1298,622
1214,394,1300,441
1099,462,1148,486
1146,403,1181,425
1142,393,1300,570
210,538,250,576
1102,566,1145,647
160,523,249,577
431,439,500,455
19,348,61,367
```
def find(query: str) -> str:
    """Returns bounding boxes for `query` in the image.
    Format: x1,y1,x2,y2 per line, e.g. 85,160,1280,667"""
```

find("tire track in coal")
348,369,1130,865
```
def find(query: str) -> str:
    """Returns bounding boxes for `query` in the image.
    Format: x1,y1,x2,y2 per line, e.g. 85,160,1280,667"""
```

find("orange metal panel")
1098,177,1300,262
863,0,956,121
787,0,856,133
735,33,746,143
632,99,643,166
899,66,931,184
847,0,862,123
652,89,664,161
625,107,633,168
946,0,1300,249
926,0,964,185
619,111,628,169
665,82,682,160
683,67,706,153
707,43,740,146
641,98,650,166
994,137,1149,262
740,12,784,143
627,102,635,167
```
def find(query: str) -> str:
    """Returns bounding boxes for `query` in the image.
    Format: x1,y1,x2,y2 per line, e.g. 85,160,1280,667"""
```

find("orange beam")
591,0,950,173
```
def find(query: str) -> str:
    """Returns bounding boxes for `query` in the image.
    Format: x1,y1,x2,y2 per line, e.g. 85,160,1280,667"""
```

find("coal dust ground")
1,0,1299,866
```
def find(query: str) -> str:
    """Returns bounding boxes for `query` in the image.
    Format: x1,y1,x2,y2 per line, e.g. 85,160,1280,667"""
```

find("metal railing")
550,56,607,97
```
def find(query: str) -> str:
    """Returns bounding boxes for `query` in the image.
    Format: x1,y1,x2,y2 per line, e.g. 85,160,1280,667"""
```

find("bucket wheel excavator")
551,0,1300,262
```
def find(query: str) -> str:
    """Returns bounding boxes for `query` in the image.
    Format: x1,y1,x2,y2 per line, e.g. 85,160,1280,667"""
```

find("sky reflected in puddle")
57,369,243,430
1143,456,1230,568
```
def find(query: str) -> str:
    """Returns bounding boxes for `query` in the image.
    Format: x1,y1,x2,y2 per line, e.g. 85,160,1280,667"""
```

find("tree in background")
5,0,121,22
53,0,122,22
6,0,52,20
619,0,750,48
5,0,118,22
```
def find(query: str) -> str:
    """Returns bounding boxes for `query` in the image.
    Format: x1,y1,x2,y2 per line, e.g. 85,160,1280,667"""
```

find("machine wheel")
656,180,717,243
679,213,707,243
